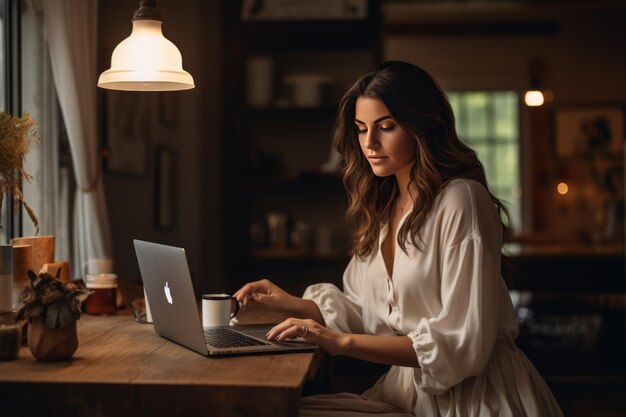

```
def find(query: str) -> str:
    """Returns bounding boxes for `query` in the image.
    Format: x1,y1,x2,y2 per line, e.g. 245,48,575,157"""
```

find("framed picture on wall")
104,91,150,176
554,105,624,157
154,146,178,230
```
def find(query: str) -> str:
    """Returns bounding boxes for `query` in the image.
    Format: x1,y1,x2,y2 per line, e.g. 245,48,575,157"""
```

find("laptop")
133,239,317,357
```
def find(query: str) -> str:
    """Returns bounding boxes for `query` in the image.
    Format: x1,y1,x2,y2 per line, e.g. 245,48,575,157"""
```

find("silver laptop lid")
133,239,208,356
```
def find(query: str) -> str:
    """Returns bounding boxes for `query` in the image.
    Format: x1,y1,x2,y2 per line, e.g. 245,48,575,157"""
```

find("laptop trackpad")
240,329,309,344
240,329,271,342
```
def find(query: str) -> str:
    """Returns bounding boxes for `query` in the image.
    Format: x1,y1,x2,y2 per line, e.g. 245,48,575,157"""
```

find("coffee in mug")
84,273,117,315
202,294,240,327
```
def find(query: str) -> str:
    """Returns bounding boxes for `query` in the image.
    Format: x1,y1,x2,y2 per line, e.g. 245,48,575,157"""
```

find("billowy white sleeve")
302,256,365,334
407,180,503,394
407,236,500,394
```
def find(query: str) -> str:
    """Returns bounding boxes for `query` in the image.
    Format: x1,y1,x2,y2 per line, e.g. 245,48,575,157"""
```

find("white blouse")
302,179,563,417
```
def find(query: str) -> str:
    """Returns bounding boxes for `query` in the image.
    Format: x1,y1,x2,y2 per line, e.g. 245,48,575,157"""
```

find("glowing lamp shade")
524,90,544,107
98,3,194,91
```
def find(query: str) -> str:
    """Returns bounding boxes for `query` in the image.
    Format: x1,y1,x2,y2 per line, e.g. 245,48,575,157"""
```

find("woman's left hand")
266,318,349,356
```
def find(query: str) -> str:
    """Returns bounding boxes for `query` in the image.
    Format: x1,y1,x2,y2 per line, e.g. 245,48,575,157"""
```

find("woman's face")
355,97,416,177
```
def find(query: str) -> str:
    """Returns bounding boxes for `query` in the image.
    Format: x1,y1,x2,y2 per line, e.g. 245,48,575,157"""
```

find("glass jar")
84,273,117,315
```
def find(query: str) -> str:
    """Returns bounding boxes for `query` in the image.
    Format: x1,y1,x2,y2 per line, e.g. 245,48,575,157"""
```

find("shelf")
253,247,344,259
222,1,381,287
507,242,625,293
249,172,344,195
509,255,624,293
247,106,337,120
251,247,348,265
505,242,625,258
241,20,379,52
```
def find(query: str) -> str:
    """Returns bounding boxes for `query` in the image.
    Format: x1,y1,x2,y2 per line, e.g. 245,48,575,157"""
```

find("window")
1,0,67,257
448,91,521,231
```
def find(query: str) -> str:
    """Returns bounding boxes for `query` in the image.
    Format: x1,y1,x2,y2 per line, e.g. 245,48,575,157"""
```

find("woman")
234,61,563,416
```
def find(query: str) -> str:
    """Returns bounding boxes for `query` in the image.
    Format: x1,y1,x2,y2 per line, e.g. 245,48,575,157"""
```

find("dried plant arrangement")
0,111,40,234
16,270,83,329
15,269,87,361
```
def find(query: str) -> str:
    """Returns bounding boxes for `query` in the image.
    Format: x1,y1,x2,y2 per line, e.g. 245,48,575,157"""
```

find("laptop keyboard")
204,328,271,348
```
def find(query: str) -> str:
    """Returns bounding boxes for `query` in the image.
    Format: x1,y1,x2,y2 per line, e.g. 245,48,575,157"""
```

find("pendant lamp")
524,89,544,107
98,0,194,91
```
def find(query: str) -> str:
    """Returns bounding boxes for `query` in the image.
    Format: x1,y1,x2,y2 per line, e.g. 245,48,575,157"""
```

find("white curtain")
21,0,71,263
42,0,113,277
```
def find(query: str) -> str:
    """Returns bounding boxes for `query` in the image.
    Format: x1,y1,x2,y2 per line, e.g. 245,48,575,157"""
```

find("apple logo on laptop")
164,282,173,304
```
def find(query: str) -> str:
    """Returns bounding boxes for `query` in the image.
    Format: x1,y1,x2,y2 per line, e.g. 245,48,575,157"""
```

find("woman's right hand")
233,279,300,315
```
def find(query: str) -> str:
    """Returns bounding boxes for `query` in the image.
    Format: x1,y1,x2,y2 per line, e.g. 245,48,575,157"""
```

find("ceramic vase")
11,235,54,275
28,318,78,361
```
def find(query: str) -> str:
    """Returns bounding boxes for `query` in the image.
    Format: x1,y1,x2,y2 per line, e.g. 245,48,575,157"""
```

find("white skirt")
300,343,563,417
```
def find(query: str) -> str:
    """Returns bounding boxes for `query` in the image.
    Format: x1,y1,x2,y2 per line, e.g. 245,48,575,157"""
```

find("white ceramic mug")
202,294,240,327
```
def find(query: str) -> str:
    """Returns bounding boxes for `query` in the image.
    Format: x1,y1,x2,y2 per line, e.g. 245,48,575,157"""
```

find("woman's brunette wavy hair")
334,61,515,283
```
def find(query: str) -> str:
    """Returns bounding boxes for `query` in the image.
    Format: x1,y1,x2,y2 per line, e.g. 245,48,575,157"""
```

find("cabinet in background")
222,1,381,293
507,242,626,409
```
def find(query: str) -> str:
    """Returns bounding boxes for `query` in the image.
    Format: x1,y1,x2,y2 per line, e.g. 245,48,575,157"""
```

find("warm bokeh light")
524,90,544,107
557,182,569,195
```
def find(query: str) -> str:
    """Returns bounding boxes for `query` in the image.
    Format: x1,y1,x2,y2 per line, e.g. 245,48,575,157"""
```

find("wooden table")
0,312,320,417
